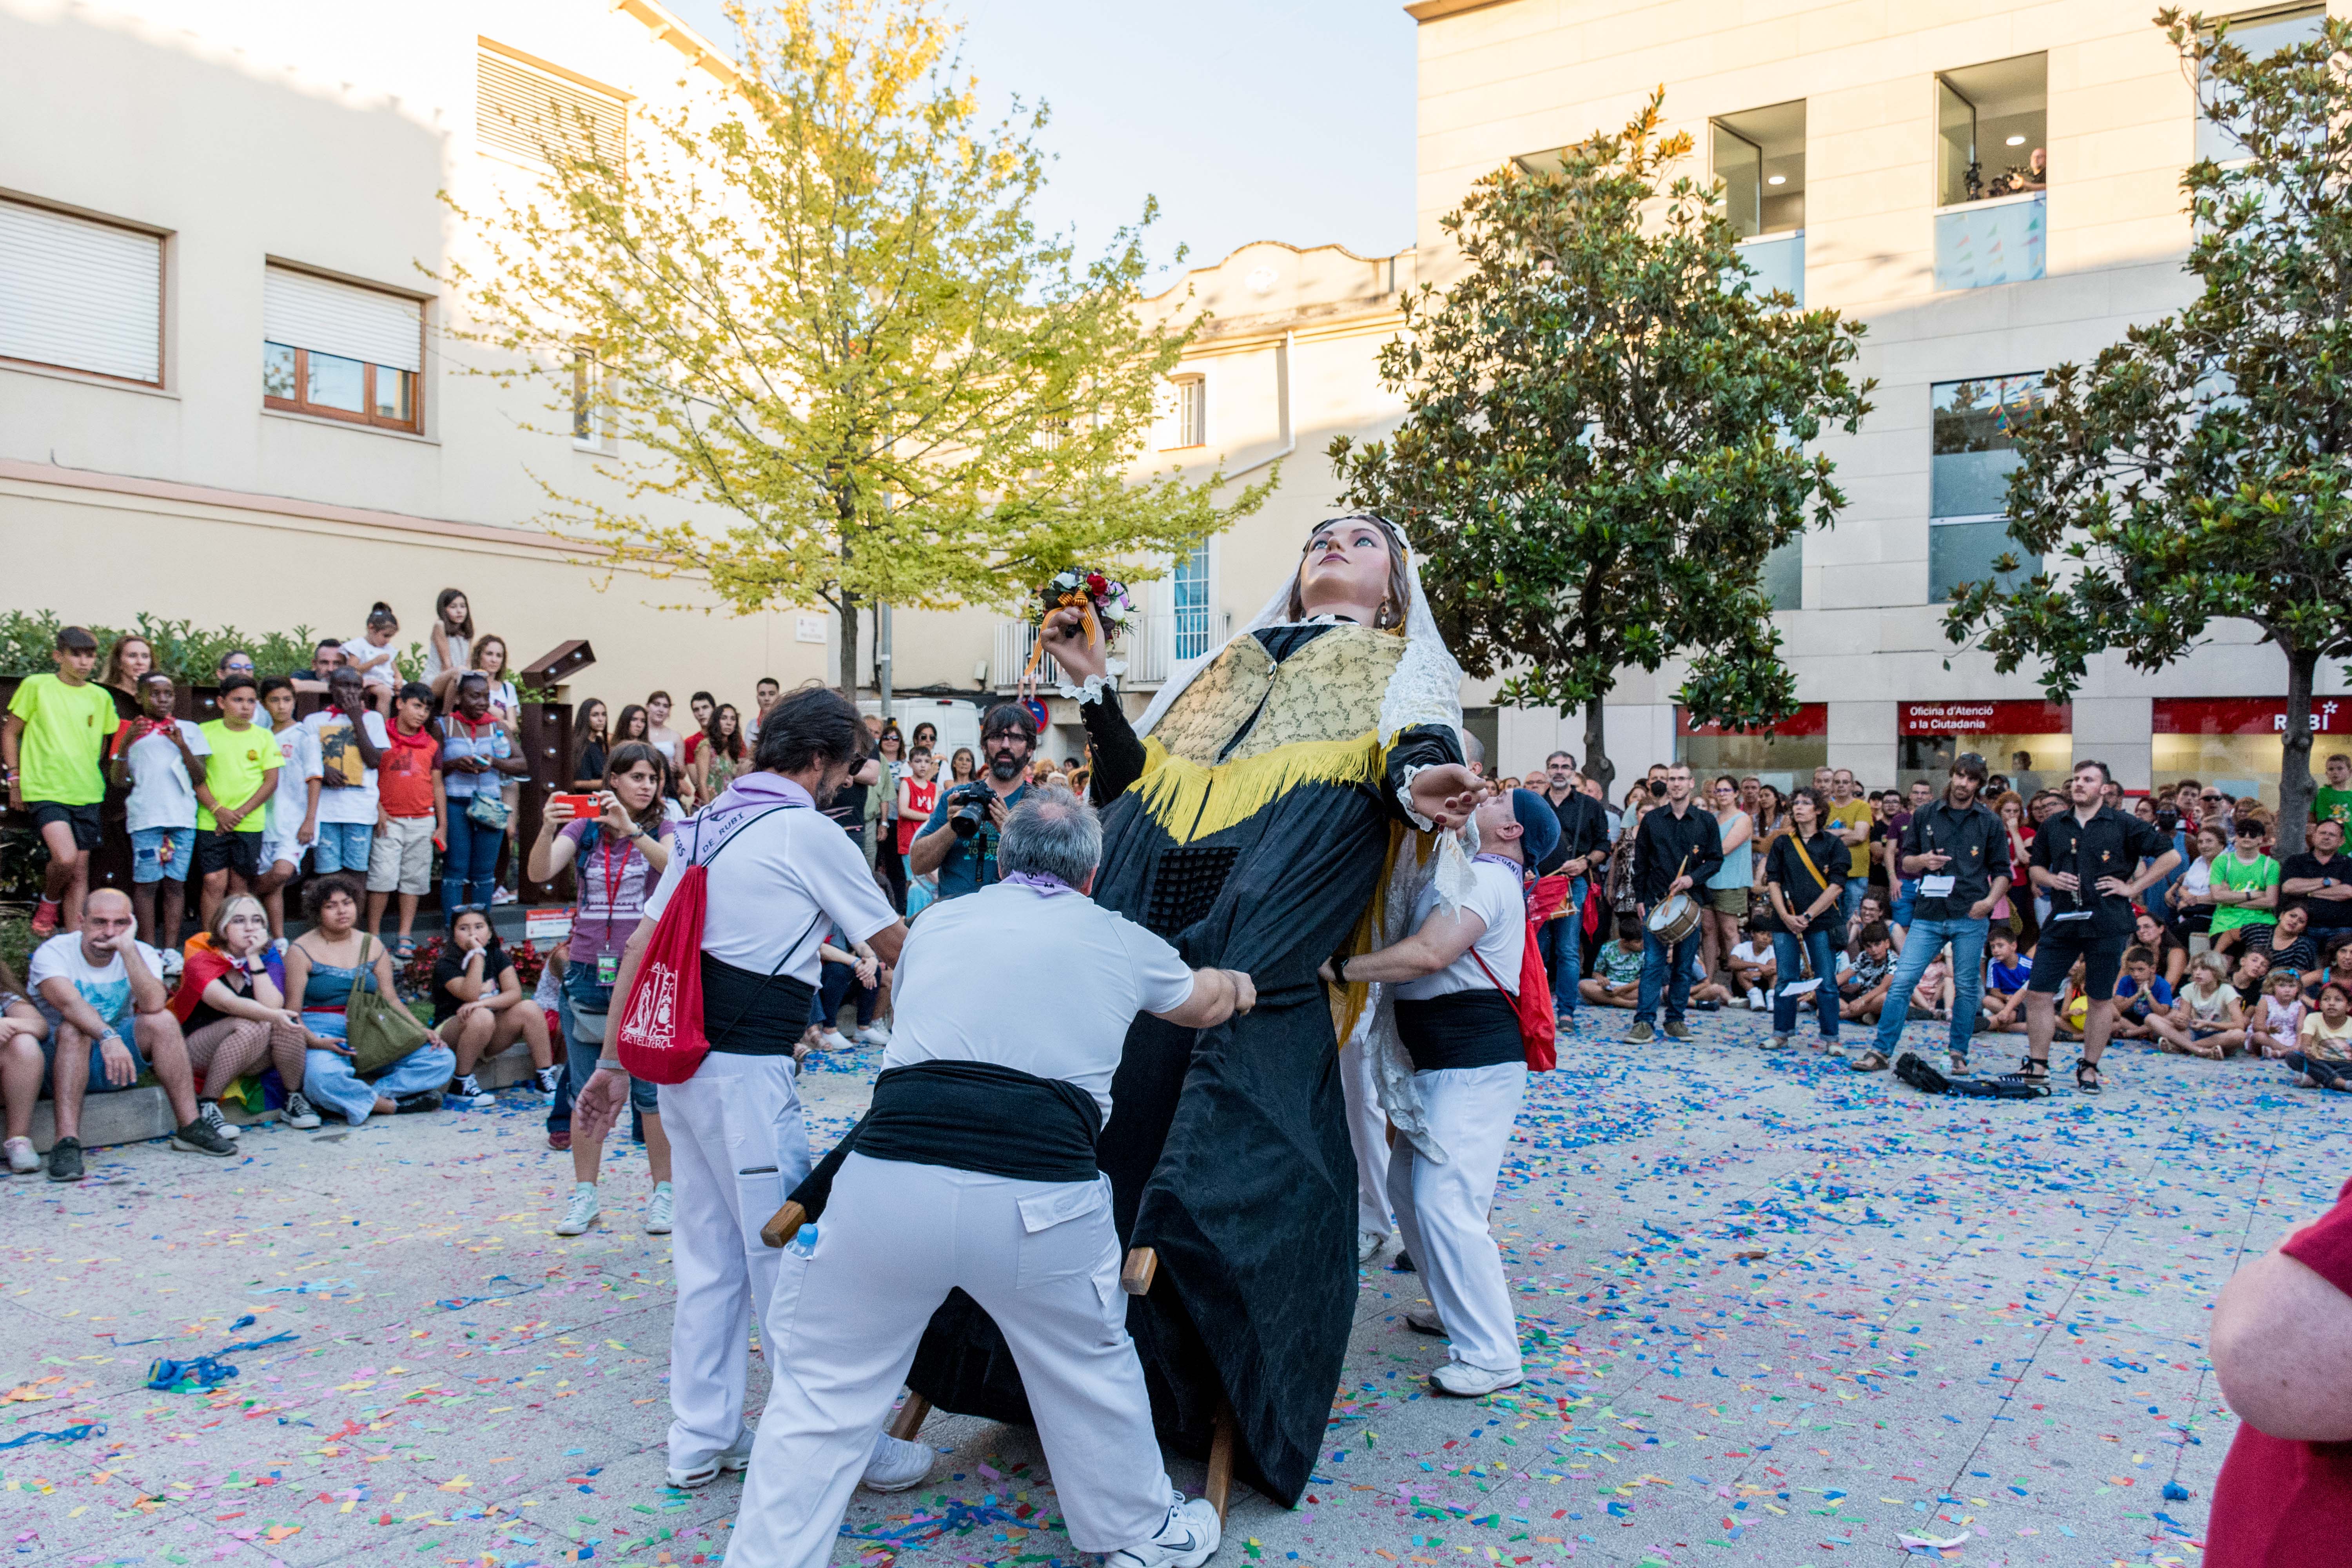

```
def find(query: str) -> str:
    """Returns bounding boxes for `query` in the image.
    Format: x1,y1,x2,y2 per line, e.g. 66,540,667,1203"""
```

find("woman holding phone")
528,741,675,1235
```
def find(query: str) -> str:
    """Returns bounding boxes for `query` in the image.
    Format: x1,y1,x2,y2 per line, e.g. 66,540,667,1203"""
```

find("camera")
948,783,993,838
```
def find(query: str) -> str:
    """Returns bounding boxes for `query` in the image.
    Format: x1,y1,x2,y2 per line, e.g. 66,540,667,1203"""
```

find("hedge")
0,609,423,684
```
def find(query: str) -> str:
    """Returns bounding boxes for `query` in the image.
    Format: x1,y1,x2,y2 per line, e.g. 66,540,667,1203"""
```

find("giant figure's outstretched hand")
1042,605,1106,683
1408,764,1483,831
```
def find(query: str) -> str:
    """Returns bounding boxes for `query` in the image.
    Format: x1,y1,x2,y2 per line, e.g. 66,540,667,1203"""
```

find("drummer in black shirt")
1629,764,1723,1042
2024,760,2180,1092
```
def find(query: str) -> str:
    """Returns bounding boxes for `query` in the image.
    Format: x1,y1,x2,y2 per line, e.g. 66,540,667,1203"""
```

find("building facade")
0,0,829,709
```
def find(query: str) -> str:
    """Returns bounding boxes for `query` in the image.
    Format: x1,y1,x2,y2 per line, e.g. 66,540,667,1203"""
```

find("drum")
1646,891,1700,946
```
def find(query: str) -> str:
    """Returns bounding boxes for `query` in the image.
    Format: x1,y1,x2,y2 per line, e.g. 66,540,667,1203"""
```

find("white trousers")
1340,1024,1392,1239
1387,1061,1526,1376
728,1153,1173,1568
657,1051,813,1473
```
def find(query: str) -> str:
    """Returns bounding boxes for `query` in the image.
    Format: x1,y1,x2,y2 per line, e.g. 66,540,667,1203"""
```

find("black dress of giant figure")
905,517,1472,1506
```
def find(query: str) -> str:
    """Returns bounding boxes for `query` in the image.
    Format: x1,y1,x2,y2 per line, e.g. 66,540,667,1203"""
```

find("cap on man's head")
1508,787,1566,876
1951,752,1988,783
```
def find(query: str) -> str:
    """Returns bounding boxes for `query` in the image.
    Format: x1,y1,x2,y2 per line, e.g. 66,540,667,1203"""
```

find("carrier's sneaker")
171,1119,236,1157
283,1092,322,1131
861,1431,933,1492
1105,1496,1221,1568
1357,1229,1387,1265
1404,1303,1445,1336
197,1101,243,1140
4,1137,38,1174
452,1074,495,1110
818,1029,855,1052
856,1022,892,1047
1746,987,1768,1011
666,1430,752,1490
1429,1359,1524,1398
1626,1021,1655,1044
1663,1020,1695,1041
645,1182,674,1235
555,1183,601,1236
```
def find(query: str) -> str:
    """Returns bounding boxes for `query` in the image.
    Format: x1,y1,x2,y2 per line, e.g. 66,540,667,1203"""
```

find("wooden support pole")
759,1200,807,1250
887,1393,932,1443
1206,1394,1237,1522
1120,1246,1158,1296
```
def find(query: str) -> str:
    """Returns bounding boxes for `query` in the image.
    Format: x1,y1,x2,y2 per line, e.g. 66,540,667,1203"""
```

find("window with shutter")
475,44,628,169
261,265,426,432
0,198,163,386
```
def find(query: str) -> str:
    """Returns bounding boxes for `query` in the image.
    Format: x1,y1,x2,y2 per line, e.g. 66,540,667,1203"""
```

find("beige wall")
0,0,831,702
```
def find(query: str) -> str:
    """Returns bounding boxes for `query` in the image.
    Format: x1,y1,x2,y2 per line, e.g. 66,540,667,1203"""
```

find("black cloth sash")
1395,991,1524,1072
787,1060,1103,1220
700,952,817,1058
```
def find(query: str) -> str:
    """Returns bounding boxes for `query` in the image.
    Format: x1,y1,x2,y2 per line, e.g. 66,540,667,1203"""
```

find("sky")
659,0,1419,287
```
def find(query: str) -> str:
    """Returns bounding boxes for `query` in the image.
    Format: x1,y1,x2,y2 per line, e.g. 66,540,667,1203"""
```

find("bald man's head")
79,888,137,955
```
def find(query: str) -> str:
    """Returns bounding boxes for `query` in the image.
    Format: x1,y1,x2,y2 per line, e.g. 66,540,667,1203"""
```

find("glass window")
2197,5,2325,163
1172,541,1212,662
373,366,412,423
1930,371,2046,597
1762,535,1802,611
306,351,365,413
262,341,297,400
1929,519,2037,604
1936,55,2047,208
2154,734,2286,809
1899,732,2071,794
1679,733,1826,795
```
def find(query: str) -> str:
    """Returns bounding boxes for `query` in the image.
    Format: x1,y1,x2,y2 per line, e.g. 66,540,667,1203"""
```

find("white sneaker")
197,1101,243,1140
666,1430,753,1489
492,886,520,905
1357,1228,1387,1265
159,948,185,983
282,1092,321,1131
454,1074,495,1110
1105,1496,1221,1568
819,1029,854,1052
856,1022,891,1047
3,1137,36,1174
861,1430,932,1492
534,1065,563,1096
555,1183,600,1236
1430,1359,1523,1397
270,936,289,956
1746,987,1768,1012
1404,1303,1444,1336
645,1182,674,1234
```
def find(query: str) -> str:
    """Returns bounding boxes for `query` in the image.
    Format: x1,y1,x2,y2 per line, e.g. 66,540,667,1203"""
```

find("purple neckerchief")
685,771,813,860
1472,851,1531,900
1002,871,1078,897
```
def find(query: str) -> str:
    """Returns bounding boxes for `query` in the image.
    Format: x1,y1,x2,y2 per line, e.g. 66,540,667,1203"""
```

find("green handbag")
344,935,433,1076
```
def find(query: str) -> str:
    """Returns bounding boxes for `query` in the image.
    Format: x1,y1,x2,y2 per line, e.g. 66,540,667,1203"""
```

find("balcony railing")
1735,230,1804,306
992,610,1231,693
1934,191,2044,291
991,620,1064,692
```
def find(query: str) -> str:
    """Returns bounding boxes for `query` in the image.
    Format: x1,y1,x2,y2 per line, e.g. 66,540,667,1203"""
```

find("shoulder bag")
1786,835,1850,951
344,935,434,1076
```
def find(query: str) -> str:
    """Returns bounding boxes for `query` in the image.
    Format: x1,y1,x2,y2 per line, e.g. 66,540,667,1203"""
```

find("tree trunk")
2281,640,2320,856
837,591,862,701
1583,695,1614,797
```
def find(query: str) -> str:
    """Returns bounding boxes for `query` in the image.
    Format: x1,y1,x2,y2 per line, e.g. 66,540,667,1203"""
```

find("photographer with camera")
905,703,1038,901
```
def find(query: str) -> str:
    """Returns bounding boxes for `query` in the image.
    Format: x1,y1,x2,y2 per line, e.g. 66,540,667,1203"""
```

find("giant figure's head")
1289,514,1413,629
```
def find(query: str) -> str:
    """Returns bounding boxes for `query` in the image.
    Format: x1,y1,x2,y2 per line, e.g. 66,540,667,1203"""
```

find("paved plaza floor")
2,1004,2339,1568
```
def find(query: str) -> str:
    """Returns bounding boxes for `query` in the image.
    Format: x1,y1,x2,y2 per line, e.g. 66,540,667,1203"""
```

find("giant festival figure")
899,513,1483,1508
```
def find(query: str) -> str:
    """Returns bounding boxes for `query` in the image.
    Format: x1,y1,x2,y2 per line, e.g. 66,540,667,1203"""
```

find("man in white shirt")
1323,789,1560,1398
725,788,1254,1568
298,670,390,878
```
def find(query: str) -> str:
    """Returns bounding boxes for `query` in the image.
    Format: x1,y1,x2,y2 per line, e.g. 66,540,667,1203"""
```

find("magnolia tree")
1945,10,2352,850
1331,94,1871,789
443,0,1268,691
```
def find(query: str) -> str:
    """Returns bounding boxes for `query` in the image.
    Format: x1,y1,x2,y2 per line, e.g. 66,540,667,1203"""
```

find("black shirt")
1899,797,2014,922
1764,830,1852,934
432,944,515,1026
1633,800,1724,908
1544,788,1610,873
2282,849,2352,930
2029,805,2174,938
824,780,869,848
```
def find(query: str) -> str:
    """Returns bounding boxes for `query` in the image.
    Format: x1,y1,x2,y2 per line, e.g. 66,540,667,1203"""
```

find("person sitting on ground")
2230,946,2274,1000
1838,922,1896,1026
432,906,558,1109
2109,946,2175,1043
283,874,455,1124
2250,967,2308,1060
2209,817,2281,956
804,928,888,1054
2134,909,2190,993
1979,929,2033,1034
27,887,234,1179
2310,933,2352,1002
2053,958,2092,1042
1907,950,1955,1022
2287,978,2352,1091
0,958,52,1176
1727,916,1776,1012
2249,902,2321,985
171,893,318,1135
2151,952,2246,1059
1849,892,1904,959
1579,915,1646,1009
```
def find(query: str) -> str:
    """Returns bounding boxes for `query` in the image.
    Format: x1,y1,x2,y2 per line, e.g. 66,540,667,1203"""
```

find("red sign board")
1898,700,2072,736
2153,697,2352,735
1676,702,1828,738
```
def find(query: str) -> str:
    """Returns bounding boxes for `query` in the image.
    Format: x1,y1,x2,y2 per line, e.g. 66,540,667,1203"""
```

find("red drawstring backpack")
1470,872,1570,1073
616,807,796,1085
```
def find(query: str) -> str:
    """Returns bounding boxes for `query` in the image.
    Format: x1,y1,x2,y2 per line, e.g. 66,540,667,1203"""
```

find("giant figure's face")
1297,518,1394,619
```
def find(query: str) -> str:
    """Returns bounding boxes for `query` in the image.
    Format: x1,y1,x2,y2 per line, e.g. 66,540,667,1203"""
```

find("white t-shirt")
302,709,393,825
1730,939,1773,969
341,637,399,685
29,934,165,1027
649,726,682,766
120,719,211,833
1394,858,1525,1001
883,883,1195,1122
267,724,322,838
641,784,898,984
423,633,472,684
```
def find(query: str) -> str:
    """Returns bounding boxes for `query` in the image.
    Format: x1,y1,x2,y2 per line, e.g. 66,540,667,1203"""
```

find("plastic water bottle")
787,1221,820,1259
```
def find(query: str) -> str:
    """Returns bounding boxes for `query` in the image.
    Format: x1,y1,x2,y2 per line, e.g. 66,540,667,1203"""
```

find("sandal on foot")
392,937,418,961
2075,1059,2104,1094
2017,1056,2051,1084
1850,1050,1890,1073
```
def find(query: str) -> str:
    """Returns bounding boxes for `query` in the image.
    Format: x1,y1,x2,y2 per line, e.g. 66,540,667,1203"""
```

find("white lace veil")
1131,514,1471,1163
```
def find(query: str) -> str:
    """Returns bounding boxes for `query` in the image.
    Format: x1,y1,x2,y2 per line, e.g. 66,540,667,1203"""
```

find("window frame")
1162,373,1207,451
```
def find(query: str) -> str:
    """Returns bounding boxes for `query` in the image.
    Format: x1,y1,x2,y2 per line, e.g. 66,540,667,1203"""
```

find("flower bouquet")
1023,568,1134,696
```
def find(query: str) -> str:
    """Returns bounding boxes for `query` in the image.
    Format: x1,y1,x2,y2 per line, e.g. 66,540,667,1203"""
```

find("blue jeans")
1842,877,1869,924
813,961,879,1030
130,825,194,885
1873,916,1990,1060
303,1038,457,1125
1535,881,1588,1016
440,812,504,921
1769,927,1840,1039
1635,924,1701,1025
311,820,375,876
1891,878,1920,928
